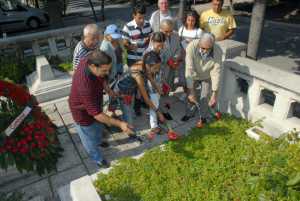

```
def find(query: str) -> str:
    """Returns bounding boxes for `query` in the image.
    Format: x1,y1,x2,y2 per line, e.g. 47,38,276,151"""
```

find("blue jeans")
75,122,104,164
119,97,134,125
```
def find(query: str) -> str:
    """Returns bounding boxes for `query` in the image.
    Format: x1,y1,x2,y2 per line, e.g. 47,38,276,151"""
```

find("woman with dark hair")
110,54,166,133
178,10,203,49
177,10,203,101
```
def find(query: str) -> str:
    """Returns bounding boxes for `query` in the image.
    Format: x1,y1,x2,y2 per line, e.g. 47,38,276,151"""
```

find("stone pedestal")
27,55,72,103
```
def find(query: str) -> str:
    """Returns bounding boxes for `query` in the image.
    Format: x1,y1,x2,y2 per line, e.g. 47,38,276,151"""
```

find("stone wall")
219,56,300,137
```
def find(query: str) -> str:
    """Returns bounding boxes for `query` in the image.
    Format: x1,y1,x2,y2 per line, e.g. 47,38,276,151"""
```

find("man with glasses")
181,32,221,124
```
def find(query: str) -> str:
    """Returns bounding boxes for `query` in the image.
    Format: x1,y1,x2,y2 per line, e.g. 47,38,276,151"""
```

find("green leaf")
287,173,300,186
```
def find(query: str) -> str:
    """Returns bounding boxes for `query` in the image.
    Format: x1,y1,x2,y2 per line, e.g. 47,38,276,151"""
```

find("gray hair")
199,32,215,45
158,0,168,6
83,24,99,37
160,19,174,29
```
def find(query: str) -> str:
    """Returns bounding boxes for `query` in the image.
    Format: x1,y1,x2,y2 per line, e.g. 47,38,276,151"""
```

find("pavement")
0,90,198,201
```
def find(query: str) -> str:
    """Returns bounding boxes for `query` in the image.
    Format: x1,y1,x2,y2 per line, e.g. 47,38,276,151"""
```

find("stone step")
57,175,102,201
27,195,44,201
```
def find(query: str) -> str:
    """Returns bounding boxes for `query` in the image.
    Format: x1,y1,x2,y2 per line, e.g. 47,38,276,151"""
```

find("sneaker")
181,115,191,122
128,134,143,143
97,159,110,168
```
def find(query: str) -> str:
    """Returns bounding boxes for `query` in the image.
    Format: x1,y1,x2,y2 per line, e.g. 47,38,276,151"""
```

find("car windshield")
0,0,23,11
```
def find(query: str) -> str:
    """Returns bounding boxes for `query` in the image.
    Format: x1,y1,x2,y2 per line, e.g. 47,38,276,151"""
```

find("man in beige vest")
182,32,220,124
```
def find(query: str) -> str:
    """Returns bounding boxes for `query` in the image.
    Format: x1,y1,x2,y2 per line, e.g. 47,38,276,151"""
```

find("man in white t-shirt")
149,0,177,32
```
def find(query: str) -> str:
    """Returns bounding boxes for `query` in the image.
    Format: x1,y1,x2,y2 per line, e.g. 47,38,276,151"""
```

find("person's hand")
108,90,118,99
157,111,166,123
119,122,134,134
209,93,217,107
157,87,164,96
188,94,197,104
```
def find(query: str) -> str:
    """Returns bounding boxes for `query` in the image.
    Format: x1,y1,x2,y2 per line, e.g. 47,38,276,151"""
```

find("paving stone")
69,133,89,159
56,134,82,172
83,158,99,175
0,169,44,193
55,101,71,115
42,104,57,115
20,179,52,201
61,113,74,127
47,112,64,128
50,165,88,190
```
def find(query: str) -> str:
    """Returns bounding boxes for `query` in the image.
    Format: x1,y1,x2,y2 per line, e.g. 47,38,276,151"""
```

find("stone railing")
0,24,84,59
219,56,300,137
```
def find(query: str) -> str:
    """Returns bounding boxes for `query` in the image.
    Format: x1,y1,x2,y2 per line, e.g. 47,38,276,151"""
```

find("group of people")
69,0,236,168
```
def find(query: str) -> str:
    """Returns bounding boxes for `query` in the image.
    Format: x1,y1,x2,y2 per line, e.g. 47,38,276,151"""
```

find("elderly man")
160,19,183,91
73,24,101,70
69,50,133,168
150,0,176,32
200,0,236,41
181,32,221,124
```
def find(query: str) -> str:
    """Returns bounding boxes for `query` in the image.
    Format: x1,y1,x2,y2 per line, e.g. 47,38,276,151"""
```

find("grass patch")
94,116,300,201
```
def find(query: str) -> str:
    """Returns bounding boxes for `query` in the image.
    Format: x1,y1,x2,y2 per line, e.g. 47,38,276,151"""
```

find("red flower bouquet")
0,80,63,175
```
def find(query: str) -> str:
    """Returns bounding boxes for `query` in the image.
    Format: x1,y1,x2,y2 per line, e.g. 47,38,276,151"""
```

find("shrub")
95,116,300,201
0,57,35,84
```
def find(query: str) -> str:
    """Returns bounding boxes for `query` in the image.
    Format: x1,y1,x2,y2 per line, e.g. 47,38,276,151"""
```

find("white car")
0,1,49,33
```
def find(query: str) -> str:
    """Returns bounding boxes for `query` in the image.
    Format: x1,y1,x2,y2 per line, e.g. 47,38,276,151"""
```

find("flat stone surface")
56,134,82,172
50,165,88,191
20,179,52,201
55,100,71,115
47,111,64,128
61,113,74,127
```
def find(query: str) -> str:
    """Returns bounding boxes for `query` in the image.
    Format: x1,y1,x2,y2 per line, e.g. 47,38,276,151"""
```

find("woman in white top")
178,10,203,50
177,10,203,102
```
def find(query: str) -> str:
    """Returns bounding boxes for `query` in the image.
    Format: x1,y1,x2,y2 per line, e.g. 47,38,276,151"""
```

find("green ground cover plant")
0,57,35,84
95,116,300,201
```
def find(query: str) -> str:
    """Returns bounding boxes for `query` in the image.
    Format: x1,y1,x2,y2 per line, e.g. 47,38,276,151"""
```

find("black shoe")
128,134,143,143
97,159,110,168
181,115,191,122
163,112,173,120
99,141,110,148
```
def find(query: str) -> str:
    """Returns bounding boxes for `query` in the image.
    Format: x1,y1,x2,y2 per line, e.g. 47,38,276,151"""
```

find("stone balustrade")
219,56,300,137
0,24,84,59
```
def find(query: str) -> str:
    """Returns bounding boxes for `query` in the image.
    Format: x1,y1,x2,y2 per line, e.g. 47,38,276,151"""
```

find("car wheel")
27,18,40,29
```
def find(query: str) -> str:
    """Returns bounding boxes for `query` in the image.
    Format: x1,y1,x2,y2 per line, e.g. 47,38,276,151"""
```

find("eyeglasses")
200,47,211,51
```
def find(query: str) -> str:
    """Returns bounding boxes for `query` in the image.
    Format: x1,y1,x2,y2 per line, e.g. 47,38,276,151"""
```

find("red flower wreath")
0,80,63,175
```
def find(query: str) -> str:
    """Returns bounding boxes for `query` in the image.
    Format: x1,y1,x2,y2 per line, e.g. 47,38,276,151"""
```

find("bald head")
83,24,99,37
83,24,100,49
160,19,174,37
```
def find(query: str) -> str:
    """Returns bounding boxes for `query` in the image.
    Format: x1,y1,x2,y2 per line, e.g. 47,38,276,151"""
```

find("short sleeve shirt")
200,9,236,40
